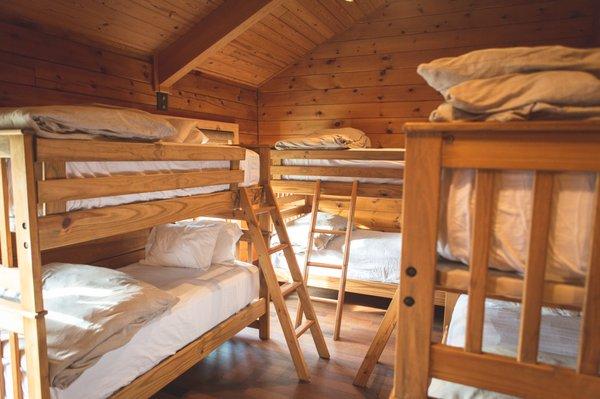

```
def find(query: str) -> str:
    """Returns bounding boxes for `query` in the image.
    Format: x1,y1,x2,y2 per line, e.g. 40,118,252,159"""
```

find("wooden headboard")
166,116,240,144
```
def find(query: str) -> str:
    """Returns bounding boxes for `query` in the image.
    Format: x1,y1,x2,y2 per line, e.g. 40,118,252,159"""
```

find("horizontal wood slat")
271,149,405,161
38,169,244,202
271,165,402,179
38,191,235,250
431,344,600,399
271,180,402,199
36,139,246,162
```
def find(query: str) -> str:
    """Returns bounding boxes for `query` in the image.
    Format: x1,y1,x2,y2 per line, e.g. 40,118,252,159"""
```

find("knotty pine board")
258,0,597,148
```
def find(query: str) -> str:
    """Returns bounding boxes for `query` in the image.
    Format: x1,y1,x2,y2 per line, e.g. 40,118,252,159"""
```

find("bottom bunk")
429,294,585,398
1,261,262,399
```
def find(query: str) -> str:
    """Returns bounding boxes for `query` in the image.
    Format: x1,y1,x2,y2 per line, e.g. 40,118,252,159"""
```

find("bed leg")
258,271,270,340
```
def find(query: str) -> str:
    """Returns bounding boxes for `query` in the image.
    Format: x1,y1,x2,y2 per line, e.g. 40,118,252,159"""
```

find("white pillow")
417,45,600,92
186,220,243,264
141,222,222,269
273,212,351,251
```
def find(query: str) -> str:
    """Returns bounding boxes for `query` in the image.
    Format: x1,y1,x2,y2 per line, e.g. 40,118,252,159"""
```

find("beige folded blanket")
443,71,600,114
418,46,600,92
0,263,178,388
0,104,176,141
429,102,600,122
274,127,370,149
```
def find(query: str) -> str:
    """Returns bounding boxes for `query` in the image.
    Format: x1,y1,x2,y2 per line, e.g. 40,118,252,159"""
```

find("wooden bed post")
256,145,272,340
393,131,443,399
10,133,50,399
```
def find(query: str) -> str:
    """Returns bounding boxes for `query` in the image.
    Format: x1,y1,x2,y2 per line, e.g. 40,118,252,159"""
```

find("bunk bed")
268,146,447,340
365,121,600,398
0,113,329,399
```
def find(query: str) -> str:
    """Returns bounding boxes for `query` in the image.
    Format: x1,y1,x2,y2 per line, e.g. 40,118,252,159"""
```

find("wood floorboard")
155,291,443,399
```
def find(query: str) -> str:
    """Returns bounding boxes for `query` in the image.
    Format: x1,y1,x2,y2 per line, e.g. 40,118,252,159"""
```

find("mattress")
65,149,260,211
273,229,401,284
2,261,259,399
428,295,583,398
281,157,404,184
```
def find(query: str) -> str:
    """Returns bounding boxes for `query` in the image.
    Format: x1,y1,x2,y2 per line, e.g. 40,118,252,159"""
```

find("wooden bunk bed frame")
268,147,446,306
387,121,600,398
0,122,328,399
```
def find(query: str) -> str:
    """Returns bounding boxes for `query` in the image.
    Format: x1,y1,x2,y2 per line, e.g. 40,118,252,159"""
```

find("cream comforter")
0,263,177,388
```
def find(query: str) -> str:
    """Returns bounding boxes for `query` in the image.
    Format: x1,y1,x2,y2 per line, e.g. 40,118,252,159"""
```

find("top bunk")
0,108,262,254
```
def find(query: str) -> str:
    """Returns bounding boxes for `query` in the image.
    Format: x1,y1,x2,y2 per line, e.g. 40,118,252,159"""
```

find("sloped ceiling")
0,0,387,87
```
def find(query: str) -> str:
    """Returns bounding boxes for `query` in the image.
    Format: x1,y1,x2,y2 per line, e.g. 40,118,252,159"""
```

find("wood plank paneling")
258,0,597,148
0,21,258,144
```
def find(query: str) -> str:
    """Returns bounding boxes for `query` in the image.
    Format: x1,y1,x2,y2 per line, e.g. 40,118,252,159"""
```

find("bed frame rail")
395,122,600,399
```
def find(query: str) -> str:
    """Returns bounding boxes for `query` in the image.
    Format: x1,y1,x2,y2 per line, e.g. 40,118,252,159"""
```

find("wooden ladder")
295,179,359,341
239,184,330,381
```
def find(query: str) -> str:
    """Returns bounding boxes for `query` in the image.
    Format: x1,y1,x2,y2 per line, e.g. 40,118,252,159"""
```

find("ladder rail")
333,180,359,340
264,185,330,360
295,179,321,327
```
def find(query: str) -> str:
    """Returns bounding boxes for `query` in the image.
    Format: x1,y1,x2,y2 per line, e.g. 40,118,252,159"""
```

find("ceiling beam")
154,0,282,90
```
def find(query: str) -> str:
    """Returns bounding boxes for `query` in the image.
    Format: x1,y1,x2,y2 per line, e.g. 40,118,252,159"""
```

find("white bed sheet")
3,261,259,399
64,149,260,211
282,158,404,184
428,295,583,398
273,229,402,284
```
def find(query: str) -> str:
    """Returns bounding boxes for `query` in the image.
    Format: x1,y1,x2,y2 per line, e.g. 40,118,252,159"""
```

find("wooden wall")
258,0,598,148
0,21,258,144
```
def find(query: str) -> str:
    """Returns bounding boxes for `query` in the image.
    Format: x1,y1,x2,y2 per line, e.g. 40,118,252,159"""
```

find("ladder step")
295,319,315,338
313,228,346,235
281,281,302,298
268,243,289,254
307,261,343,270
310,296,338,305
253,205,276,215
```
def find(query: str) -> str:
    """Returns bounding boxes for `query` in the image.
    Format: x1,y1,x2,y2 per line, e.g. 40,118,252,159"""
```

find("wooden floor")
155,291,442,399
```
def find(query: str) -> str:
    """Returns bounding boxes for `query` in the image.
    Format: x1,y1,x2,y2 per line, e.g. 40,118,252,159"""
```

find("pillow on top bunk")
184,219,243,264
162,117,210,144
0,104,176,141
141,222,223,270
0,262,178,388
274,127,370,149
273,212,351,251
442,70,600,114
417,45,600,92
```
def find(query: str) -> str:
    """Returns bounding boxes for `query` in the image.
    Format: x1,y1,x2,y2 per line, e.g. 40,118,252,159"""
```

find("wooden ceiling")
0,0,386,87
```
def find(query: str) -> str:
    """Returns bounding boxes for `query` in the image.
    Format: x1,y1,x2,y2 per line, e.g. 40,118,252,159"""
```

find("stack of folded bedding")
416,46,600,283
418,46,600,121
274,127,371,149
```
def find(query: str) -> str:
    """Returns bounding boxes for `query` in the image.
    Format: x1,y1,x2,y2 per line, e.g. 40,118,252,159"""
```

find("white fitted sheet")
273,229,402,284
281,158,404,184
3,261,259,399
428,295,584,398
65,149,260,211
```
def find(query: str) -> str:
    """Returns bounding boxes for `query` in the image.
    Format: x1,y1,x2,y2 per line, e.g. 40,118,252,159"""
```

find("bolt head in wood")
406,266,417,277
403,296,415,307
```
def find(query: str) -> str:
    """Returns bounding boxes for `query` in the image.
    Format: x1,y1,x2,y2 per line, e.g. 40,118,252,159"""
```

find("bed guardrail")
395,121,600,399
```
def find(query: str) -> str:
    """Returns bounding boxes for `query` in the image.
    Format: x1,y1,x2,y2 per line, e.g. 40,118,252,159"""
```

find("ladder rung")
268,243,289,254
281,281,302,298
313,228,345,235
253,205,276,215
310,296,338,305
307,261,343,270
295,319,315,338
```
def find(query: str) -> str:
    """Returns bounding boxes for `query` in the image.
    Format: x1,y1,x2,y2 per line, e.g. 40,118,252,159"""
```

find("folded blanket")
0,104,176,141
430,102,600,122
442,71,600,114
274,127,370,149
0,263,178,388
418,46,600,92
162,117,209,144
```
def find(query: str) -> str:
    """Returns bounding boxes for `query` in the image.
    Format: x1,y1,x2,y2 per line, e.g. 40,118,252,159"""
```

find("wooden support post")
393,132,443,398
10,134,50,399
